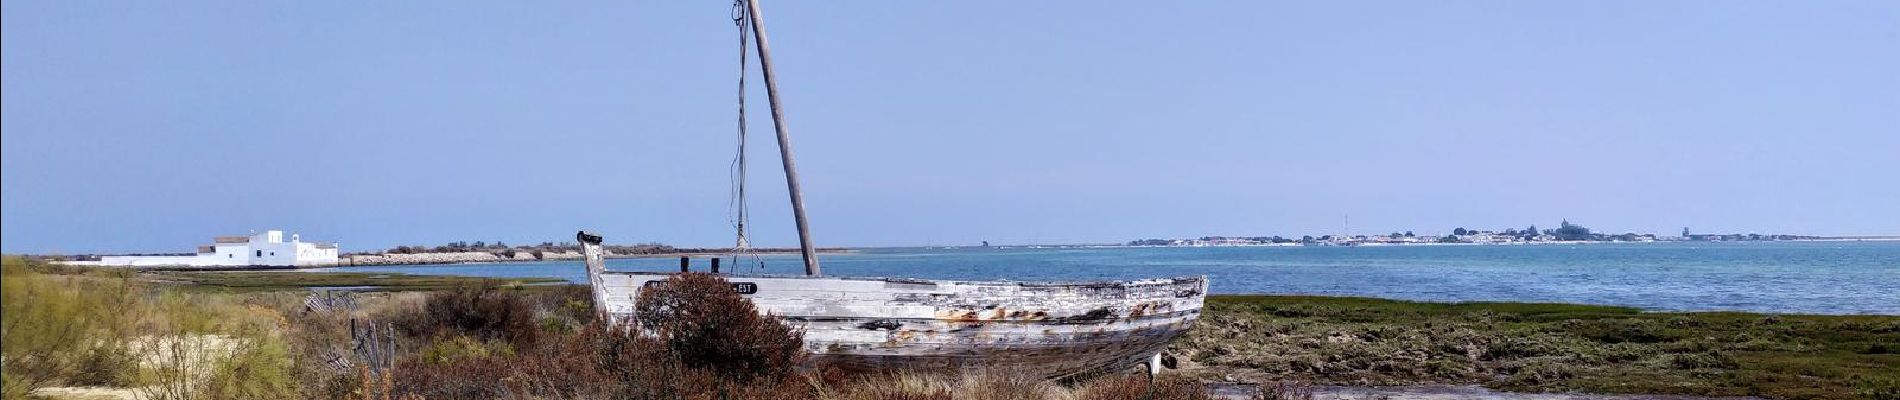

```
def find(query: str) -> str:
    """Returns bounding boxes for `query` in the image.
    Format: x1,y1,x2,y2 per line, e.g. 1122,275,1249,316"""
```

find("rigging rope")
728,0,759,273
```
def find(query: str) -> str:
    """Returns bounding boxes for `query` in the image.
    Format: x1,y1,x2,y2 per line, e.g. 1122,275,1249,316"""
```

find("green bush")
4,257,304,400
416,335,516,364
197,329,298,400
1664,351,1739,370
1,257,146,396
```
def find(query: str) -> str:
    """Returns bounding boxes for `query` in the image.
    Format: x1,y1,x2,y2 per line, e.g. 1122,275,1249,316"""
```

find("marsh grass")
146,270,563,293
1176,295,1900,400
806,370,1068,400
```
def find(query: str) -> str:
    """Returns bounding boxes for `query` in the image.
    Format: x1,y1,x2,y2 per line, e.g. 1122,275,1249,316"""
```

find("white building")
97,230,339,267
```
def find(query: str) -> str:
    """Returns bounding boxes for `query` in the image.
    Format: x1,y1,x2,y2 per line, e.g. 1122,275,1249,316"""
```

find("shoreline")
1101,237,1900,249
245,266,1900,316
333,248,856,267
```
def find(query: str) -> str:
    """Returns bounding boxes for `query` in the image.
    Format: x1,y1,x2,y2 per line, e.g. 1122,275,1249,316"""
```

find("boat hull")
593,271,1206,379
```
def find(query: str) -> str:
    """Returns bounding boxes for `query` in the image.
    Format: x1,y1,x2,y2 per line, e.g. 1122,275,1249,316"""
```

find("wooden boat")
578,0,1206,379
580,234,1204,379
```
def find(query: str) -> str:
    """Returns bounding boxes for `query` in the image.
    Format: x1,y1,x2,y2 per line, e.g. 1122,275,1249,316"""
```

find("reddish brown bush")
401,283,541,349
389,275,812,399
392,322,814,400
635,272,805,383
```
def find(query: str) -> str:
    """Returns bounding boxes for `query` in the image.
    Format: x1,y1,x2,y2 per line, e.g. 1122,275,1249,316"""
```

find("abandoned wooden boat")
579,234,1206,379
577,0,1206,379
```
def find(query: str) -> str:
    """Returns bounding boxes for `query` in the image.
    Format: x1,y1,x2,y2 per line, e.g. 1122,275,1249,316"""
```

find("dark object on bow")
576,231,603,245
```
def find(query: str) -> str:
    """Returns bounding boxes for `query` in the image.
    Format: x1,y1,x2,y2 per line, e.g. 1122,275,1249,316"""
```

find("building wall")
97,230,339,267
244,237,338,266
213,243,249,264
99,253,238,267
249,241,296,265
296,244,340,266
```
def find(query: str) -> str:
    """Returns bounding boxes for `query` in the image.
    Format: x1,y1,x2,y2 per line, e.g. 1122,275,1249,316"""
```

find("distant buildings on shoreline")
44,235,850,268
1126,221,1880,247
63,230,340,267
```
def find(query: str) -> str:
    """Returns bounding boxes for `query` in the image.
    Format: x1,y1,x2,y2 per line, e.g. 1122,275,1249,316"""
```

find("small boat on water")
580,0,1205,379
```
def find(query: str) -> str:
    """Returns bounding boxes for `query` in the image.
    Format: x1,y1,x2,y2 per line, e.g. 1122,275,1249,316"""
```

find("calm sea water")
311,241,1900,315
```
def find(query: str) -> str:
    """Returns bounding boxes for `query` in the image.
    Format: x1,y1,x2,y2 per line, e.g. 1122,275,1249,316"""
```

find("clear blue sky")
4,1,1897,253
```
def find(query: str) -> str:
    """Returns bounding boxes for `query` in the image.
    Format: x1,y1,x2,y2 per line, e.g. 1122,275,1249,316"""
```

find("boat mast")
745,0,821,276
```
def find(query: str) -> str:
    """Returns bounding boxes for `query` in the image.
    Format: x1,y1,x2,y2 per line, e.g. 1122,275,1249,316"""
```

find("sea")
310,241,1900,315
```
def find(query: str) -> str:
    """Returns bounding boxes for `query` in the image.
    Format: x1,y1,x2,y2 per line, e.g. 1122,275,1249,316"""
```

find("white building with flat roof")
96,230,339,267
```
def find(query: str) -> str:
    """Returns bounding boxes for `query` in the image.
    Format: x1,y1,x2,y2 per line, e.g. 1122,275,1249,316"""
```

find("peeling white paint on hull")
592,271,1206,379
577,233,1206,379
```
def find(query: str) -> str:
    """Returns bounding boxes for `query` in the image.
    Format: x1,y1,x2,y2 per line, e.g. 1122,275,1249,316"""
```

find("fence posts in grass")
350,318,396,376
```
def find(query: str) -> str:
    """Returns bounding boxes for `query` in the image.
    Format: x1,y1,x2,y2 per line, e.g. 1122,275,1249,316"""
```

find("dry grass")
1072,374,1210,400
819,371,1073,400
143,270,563,293
3,257,298,400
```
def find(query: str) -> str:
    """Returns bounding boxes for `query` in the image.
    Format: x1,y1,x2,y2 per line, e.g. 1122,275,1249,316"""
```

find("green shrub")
1,257,145,395
198,329,297,400
416,335,515,364
399,282,541,349
1664,351,1739,370
68,345,142,387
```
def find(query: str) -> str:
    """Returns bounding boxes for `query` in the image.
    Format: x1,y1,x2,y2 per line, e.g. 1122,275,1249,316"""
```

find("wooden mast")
745,0,821,276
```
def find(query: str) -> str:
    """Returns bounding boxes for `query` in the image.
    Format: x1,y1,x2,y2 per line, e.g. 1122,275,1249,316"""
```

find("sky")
4,1,1897,253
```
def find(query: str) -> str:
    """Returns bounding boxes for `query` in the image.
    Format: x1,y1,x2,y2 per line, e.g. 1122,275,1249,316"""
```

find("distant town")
43,231,849,268
1125,220,1899,247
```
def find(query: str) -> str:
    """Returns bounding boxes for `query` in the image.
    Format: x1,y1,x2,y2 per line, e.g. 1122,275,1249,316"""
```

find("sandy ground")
31,335,242,400
27,387,142,400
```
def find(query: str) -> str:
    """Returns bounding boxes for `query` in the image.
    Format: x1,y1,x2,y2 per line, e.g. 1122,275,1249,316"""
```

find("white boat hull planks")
579,236,1207,379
